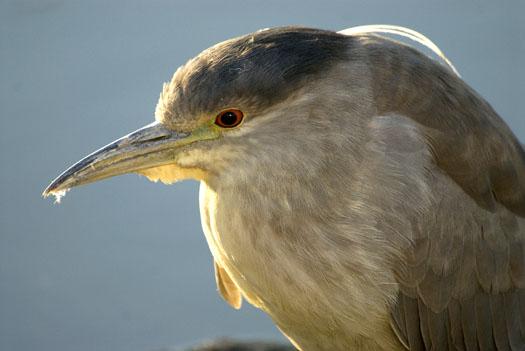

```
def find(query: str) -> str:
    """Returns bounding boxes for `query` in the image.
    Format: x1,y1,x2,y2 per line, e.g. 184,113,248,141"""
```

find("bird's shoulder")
362,36,525,217
364,113,525,350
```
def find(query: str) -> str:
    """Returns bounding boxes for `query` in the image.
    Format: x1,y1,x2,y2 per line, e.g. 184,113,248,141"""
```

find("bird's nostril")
141,135,171,143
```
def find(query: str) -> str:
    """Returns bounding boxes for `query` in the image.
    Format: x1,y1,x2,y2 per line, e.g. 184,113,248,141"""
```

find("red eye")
215,109,244,128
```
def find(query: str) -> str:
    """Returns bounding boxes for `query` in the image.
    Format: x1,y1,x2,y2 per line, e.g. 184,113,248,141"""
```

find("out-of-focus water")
1,1,523,350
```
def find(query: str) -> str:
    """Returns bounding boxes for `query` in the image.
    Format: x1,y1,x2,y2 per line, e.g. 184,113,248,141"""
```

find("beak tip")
42,185,69,203
42,179,58,197
42,188,52,198
42,178,70,202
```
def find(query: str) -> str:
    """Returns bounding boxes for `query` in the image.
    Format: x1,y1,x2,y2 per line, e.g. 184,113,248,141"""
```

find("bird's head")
43,27,365,200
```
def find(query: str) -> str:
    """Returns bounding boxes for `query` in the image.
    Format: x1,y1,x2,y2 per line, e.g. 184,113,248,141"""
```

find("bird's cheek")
137,164,208,184
135,141,220,184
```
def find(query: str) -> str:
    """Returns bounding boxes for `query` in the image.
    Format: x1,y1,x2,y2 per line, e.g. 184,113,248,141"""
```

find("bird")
43,25,525,351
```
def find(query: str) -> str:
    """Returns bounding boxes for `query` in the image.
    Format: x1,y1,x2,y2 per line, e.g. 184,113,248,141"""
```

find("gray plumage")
44,26,525,350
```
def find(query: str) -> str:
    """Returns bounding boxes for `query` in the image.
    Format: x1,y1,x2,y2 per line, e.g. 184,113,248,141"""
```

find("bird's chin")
137,164,208,184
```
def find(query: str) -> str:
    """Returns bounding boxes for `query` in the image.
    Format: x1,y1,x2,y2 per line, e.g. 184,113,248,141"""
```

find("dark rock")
180,339,296,351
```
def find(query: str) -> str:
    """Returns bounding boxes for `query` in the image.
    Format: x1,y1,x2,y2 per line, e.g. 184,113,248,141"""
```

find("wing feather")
448,298,466,351
404,296,426,350
503,291,524,351
461,298,480,351
427,307,449,350
475,293,497,351
214,261,242,309
418,298,433,349
490,293,511,351
367,113,524,350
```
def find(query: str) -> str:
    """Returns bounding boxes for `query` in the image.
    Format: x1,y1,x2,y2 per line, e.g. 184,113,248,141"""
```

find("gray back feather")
357,36,525,350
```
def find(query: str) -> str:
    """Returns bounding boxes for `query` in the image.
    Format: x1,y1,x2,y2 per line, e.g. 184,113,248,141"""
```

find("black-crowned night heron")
44,26,525,351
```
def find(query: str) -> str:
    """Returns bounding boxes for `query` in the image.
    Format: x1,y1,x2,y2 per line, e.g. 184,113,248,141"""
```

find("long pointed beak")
43,122,190,198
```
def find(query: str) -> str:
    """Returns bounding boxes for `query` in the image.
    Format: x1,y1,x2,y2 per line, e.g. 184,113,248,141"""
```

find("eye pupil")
215,109,243,128
221,112,237,126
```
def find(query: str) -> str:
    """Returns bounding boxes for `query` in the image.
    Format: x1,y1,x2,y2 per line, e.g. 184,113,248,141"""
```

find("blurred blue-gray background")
1,1,523,350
